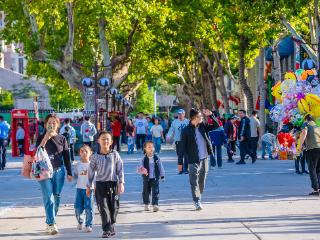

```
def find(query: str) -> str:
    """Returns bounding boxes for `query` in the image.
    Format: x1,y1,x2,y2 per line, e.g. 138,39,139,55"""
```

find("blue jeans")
74,188,94,227
38,167,65,225
210,145,222,167
261,141,272,158
153,137,162,154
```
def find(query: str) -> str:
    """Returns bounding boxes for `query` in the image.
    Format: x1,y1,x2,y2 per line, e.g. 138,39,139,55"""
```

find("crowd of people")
2,106,320,238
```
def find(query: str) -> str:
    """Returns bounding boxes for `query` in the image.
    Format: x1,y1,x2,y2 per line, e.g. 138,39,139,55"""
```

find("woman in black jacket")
181,108,217,210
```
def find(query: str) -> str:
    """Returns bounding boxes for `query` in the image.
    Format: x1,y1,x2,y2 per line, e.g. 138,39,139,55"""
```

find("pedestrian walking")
16,123,25,157
249,110,261,159
208,111,225,168
134,112,148,152
181,108,214,210
87,131,125,238
297,114,320,195
236,109,256,165
138,141,165,212
151,118,164,154
74,145,94,233
126,119,135,154
160,116,169,139
224,114,238,163
0,116,9,170
80,116,97,148
146,116,154,141
60,118,77,162
111,116,122,152
36,114,73,235
166,109,189,174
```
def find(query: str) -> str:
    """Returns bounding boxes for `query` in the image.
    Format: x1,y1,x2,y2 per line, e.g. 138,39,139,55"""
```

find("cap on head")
177,109,185,114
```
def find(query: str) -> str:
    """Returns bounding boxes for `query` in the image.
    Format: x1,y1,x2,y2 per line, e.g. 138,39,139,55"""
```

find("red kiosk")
11,109,38,157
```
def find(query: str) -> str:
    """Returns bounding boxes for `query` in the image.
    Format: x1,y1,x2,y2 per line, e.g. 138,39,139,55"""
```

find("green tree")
132,82,154,114
0,89,14,110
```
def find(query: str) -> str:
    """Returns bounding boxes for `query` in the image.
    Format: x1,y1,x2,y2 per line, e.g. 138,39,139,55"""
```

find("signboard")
86,88,95,96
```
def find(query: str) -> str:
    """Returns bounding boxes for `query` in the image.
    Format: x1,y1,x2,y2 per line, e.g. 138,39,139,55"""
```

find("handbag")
21,155,34,179
31,147,53,181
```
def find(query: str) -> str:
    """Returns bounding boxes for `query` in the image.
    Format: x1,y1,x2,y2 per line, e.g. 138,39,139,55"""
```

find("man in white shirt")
249,111,261,159
134,112,148,152
166,109,189,174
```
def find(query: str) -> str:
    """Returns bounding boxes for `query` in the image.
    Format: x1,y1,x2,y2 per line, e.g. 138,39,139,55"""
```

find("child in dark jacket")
138,141,165,212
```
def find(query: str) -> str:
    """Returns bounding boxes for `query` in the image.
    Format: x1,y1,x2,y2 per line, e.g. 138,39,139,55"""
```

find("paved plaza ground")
0,148,320,240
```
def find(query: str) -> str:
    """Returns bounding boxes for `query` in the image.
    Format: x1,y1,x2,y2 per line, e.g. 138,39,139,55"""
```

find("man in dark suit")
236,110,256,165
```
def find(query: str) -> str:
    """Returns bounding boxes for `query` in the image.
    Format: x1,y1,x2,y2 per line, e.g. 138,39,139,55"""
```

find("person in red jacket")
111,116,122,151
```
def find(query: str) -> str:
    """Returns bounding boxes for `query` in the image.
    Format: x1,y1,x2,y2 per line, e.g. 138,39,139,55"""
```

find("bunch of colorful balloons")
270,69,320,128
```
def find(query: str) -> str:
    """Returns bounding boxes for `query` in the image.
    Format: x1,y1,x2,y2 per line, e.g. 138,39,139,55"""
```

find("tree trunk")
214,52,230,113
258,47,266,135
238,35,254,113
272,40,282,83
211,77,219,111
200,59,214,109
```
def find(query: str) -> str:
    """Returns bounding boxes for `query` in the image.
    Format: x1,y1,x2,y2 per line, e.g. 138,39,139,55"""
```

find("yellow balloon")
271,81,282,103
284,72,296,81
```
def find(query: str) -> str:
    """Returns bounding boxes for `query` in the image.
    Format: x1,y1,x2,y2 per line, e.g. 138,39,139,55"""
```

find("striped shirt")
87,151,124,187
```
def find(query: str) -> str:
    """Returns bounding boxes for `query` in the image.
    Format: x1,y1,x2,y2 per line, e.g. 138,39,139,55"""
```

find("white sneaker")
46,224,58,235
144,204,150,211
153,205,159,212
77,223,83,230
194,201,203,211
84,226,93,232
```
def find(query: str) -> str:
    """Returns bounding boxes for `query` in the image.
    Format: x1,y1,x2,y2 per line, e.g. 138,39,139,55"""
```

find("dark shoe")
296,170,302,175
236,161,246,165
102,231,111,238
309,191,320,196
227,159,235,163
252,157,257,164
303,170,309,174
178,171,183,175
184,170,189,174
261,156,265,160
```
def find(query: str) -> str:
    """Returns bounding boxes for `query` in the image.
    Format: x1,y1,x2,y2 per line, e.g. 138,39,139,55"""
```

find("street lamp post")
82,63,111,130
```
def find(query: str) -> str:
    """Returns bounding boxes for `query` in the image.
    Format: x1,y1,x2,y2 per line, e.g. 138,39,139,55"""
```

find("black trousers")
175,141,188,171
240,139,255,162
142,177,159,206
306,148,320,191
295,151,306,172
0,139,6,169
136,134,146,151
69,143,75,161
250,137,259,158
227,141,236,160
112,136,121,152
17,139,24,155
95,181,119,232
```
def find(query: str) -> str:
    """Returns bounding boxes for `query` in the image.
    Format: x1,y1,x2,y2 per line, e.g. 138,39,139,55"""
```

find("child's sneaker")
77,223,83,230
84,226,92,232
144,204,150,211
153,205,159,212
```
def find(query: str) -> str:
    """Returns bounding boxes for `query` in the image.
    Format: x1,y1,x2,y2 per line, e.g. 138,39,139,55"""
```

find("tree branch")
281,16,317,61
111,19,139,68
63,1,75,67
98,17,112,78
22,1,40,47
